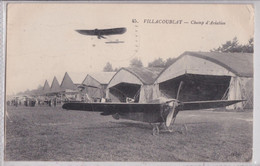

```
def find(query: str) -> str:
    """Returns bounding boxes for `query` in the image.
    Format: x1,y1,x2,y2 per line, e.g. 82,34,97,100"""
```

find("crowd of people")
6,96,61,107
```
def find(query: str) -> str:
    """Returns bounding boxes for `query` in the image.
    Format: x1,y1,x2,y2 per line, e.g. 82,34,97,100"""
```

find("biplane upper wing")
179,100,245,111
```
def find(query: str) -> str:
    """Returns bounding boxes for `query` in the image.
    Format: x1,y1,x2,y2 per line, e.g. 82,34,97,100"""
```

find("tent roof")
120,67,164,85
68,72,88,84
84,72,116,85
50,76,62,93
42,80,50,93
186,52,253,77
60,72,77,90
158,51,253,78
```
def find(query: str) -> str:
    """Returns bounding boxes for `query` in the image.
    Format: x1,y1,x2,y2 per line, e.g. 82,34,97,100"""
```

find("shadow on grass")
111,121,151,129
76,121,215,135
184,122,214,125
76,121,151,130
111,121,187,136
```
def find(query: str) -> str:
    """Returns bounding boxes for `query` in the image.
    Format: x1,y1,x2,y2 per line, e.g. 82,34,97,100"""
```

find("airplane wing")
99,28,126,35
76,28,126,36
76,30,96,36
62,99,244,114
62,102,161,115
179,100,245,111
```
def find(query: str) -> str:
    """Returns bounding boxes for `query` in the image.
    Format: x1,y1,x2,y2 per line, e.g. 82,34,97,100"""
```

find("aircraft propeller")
165,81,183,128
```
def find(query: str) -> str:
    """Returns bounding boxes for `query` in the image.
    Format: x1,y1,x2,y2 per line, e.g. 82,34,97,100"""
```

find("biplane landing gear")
165,116,177,133
151,123,160,136
166,123,174,133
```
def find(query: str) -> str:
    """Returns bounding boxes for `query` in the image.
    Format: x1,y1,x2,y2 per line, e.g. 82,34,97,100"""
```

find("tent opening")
86,86,104,100
159,74,231,101
109,83,141,102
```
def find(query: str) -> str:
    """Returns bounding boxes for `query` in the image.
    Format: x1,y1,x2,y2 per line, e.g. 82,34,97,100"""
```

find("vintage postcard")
2,2,256,165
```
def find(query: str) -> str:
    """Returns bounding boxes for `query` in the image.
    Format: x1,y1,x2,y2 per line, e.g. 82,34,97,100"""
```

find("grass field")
5,105,253,162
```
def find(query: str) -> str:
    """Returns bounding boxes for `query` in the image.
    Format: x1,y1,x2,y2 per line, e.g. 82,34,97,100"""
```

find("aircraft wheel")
112,113,120,120
166,123,174,133
167,128,173,133
152,124,160,136
166,117,176,133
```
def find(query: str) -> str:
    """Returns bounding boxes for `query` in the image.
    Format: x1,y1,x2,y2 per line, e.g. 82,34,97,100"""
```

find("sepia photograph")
3,2,255,163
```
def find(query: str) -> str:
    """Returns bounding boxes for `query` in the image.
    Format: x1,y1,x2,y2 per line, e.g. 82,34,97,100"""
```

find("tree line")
103,37,254,72
210,37,253,53
103,57,176,72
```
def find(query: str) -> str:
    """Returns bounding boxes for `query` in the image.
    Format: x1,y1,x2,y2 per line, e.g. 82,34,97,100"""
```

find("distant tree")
103,62,113,72
22,89,30,95
113,67,120,72
148,58,165,68
243,38,254,53
130,58,143,67
17,91,23,95
211,37,254,53
164,57,176,67
37,85,43,90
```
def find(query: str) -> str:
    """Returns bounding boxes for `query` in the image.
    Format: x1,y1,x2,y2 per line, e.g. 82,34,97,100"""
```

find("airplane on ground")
76,27,127,39
62,82,244,135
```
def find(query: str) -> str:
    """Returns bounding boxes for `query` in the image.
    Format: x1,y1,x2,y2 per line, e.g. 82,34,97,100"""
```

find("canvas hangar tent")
60,72,77,91
60,72,81,101
82,72,116,101
154,51,253,109
42,80,51,95
48,76,63,96
106,67,163,103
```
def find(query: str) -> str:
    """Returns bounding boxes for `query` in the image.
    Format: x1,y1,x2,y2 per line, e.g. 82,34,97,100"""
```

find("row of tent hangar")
28,51,253,110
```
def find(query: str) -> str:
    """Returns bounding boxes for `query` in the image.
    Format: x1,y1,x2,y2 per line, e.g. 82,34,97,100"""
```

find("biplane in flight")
62,82,244,135
76,27,127,39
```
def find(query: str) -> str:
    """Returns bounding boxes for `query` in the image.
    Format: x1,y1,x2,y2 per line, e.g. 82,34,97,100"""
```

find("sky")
6,3,254,95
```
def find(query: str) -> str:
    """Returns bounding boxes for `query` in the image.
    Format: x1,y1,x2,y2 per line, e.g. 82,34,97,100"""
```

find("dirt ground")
4,105,253,162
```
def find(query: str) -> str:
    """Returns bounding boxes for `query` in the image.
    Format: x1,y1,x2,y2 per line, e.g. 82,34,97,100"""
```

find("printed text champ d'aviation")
143,19,225,25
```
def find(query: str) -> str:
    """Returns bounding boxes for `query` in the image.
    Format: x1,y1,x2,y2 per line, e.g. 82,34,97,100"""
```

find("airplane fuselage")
112,105,172,123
